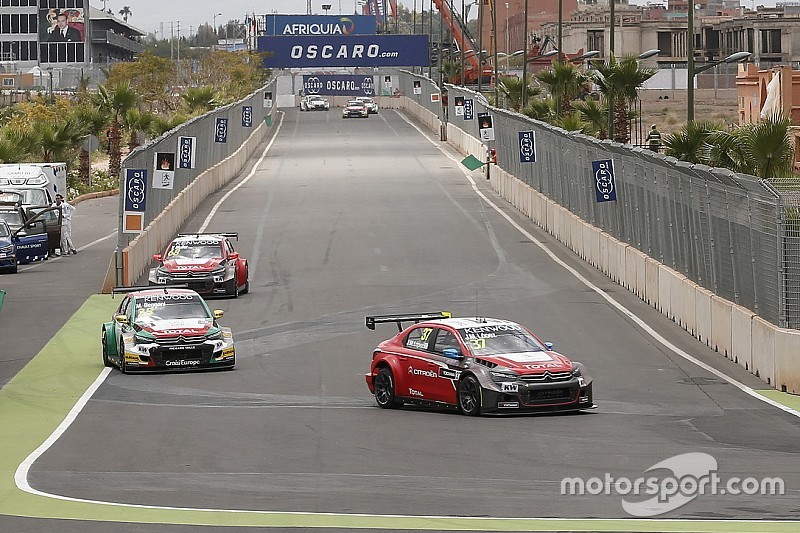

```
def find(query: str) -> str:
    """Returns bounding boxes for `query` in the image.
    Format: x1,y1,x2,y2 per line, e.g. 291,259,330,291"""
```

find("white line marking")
198,112,285,232
19,231,117,272
397,111,800,419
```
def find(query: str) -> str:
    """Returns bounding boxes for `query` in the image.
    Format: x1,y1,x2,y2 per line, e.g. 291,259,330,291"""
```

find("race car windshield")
135,300,210,321
166,244,221,259
459,329,544,356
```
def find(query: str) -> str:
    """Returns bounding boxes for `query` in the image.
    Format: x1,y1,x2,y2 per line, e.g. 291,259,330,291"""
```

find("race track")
2,107,799,532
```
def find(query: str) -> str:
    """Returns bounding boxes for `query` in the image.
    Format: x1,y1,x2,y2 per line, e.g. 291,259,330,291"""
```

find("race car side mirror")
152,254,162,261
228,252,240,260
213,310,224,319
114,314,129,325
442,348,463,360
544,342,554,350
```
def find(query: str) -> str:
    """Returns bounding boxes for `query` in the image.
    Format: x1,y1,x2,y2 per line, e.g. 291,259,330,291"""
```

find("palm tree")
152,113,188,137
497,75,540,113
572,98,608,139
74,105,111,184
181,86,219,114
91,82,138,178
555,111,586,133
0,126,30,163
522,97,557,123
29,118,85,163
123,108,155,152
704,114,794,180
663,120,722,164
535,61,588,117
118,6,132,22
591,54,655,143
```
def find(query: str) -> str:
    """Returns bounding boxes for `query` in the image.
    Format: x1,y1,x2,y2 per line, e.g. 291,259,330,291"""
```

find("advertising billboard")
302,75,376,96
39,3,85,63
258,34,430,68
260,15,377,36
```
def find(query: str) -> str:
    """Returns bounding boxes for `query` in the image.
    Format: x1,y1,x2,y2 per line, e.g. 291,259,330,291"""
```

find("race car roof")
433,317,521,330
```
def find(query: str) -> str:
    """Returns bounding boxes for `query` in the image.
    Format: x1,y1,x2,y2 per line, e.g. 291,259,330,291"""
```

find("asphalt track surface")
1,108,799,532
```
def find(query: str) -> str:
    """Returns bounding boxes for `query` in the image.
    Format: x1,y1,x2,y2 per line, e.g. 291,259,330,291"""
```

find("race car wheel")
374,367,403,409
118,340,128,374
240,266,249,295
101,330,113,367
458,375,482,416
226,277,239,298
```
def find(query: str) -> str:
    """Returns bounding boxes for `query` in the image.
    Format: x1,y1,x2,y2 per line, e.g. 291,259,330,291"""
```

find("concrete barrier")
731,304,755,369
657,264,672,318
775,328,800,394
599,232,610,277
751,316,776,386
710,296,733,357
645,258,660,307
695,286,713,346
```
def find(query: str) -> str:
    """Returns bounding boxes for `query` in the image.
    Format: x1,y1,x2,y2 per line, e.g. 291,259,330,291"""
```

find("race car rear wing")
366,312,451,332
178,232,238,240
111,284,189,298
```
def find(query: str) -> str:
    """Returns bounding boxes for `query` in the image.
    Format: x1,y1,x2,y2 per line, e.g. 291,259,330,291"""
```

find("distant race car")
342,100,368,118
355,96,378,114
101,287,236,372
300,95,330,111
365,313,594,416
148,232,249,297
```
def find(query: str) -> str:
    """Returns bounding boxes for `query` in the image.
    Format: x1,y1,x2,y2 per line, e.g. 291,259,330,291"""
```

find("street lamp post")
505,2,510,72
213,12,222,45
322,3,332,15
688,51,750,122
521,0,529,108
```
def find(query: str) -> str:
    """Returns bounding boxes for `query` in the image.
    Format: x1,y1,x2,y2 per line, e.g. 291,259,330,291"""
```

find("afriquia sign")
303,75,376,96
260,15,376,36
258,34,430,68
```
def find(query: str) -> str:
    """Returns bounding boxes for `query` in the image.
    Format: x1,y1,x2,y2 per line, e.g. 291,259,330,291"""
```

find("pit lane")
4,108,800,530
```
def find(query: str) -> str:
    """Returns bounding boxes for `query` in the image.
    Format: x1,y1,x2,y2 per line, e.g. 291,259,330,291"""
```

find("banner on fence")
592,159,617,202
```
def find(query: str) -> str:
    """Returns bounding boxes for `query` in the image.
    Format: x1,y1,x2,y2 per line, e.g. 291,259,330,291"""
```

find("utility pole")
492,0,498,102
478,0,483,92
170,21,174,61
177,21,181,63
521,0,529,108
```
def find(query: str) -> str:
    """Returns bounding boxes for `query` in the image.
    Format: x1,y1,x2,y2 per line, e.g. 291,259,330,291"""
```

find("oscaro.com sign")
258,35,429,68
303,75,376,96
561,453,785,517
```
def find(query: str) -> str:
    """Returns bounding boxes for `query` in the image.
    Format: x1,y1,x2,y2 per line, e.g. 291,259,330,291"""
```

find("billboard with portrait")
39,3,86,63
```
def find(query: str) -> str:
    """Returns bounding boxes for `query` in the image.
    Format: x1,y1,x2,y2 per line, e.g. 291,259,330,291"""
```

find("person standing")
647,124,662,152
53,194,77,255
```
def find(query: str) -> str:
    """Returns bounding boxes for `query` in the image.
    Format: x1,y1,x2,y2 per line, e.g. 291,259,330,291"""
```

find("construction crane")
431,0,494,85
365,0,398,31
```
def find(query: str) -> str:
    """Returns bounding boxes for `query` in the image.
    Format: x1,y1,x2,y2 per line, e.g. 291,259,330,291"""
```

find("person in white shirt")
53,193,77,255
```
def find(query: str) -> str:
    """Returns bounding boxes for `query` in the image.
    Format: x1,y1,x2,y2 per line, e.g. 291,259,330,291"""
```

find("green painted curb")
0,295,798,531
756,389,800,412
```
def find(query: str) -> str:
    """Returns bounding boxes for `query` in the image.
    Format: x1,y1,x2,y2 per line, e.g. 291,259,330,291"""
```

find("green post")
265,115,273,127
0,289,6,314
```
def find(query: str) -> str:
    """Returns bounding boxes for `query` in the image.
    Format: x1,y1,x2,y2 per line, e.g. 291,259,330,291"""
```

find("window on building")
760,29,781,54
657,31,672,57
2,78,14,87
587,30,604,57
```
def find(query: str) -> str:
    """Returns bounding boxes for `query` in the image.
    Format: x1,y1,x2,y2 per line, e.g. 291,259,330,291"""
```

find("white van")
0,163,68,204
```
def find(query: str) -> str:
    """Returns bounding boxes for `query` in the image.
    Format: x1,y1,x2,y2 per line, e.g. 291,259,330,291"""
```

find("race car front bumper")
481,378,594,415
149,269,235,296
122,336,235,371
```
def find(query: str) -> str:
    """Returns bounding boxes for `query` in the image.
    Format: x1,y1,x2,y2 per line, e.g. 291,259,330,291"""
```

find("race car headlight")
134,333,155,345
206,330,222,341
490,370,518,382
572,366,582,377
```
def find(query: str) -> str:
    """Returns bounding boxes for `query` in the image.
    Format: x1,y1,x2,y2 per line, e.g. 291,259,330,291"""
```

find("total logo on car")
365,313,595,416
148,232,249,298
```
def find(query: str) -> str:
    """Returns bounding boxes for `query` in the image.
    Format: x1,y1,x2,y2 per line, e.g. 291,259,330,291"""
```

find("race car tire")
374,367,403,409
227,277,239,298
241,267,250,295
118,340,128,374
101,329,113,367
458,375,482,416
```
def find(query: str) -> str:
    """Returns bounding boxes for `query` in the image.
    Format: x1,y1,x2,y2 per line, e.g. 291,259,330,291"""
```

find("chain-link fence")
394,69,798,328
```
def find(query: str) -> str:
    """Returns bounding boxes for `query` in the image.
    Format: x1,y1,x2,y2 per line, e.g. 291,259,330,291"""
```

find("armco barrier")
399,83,800,395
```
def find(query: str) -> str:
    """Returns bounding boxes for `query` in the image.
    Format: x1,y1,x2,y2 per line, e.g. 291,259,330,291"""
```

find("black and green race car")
101,287,235,372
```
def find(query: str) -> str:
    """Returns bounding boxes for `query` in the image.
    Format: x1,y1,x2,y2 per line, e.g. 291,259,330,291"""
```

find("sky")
112,0,780,37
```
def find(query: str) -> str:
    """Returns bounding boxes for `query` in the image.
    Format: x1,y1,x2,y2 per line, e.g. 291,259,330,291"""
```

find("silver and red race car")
365,313,594,416
148,232,249,297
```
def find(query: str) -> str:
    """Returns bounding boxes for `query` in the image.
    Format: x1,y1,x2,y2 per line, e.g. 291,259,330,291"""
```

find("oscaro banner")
303,75,376,96
261,15,376,36
258,35,430,68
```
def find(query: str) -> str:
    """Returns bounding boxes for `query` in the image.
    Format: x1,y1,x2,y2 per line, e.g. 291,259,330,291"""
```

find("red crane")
431,0,494,85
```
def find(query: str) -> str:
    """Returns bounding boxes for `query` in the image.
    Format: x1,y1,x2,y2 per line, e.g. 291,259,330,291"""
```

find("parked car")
0,190,60,258
0,218,49,273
